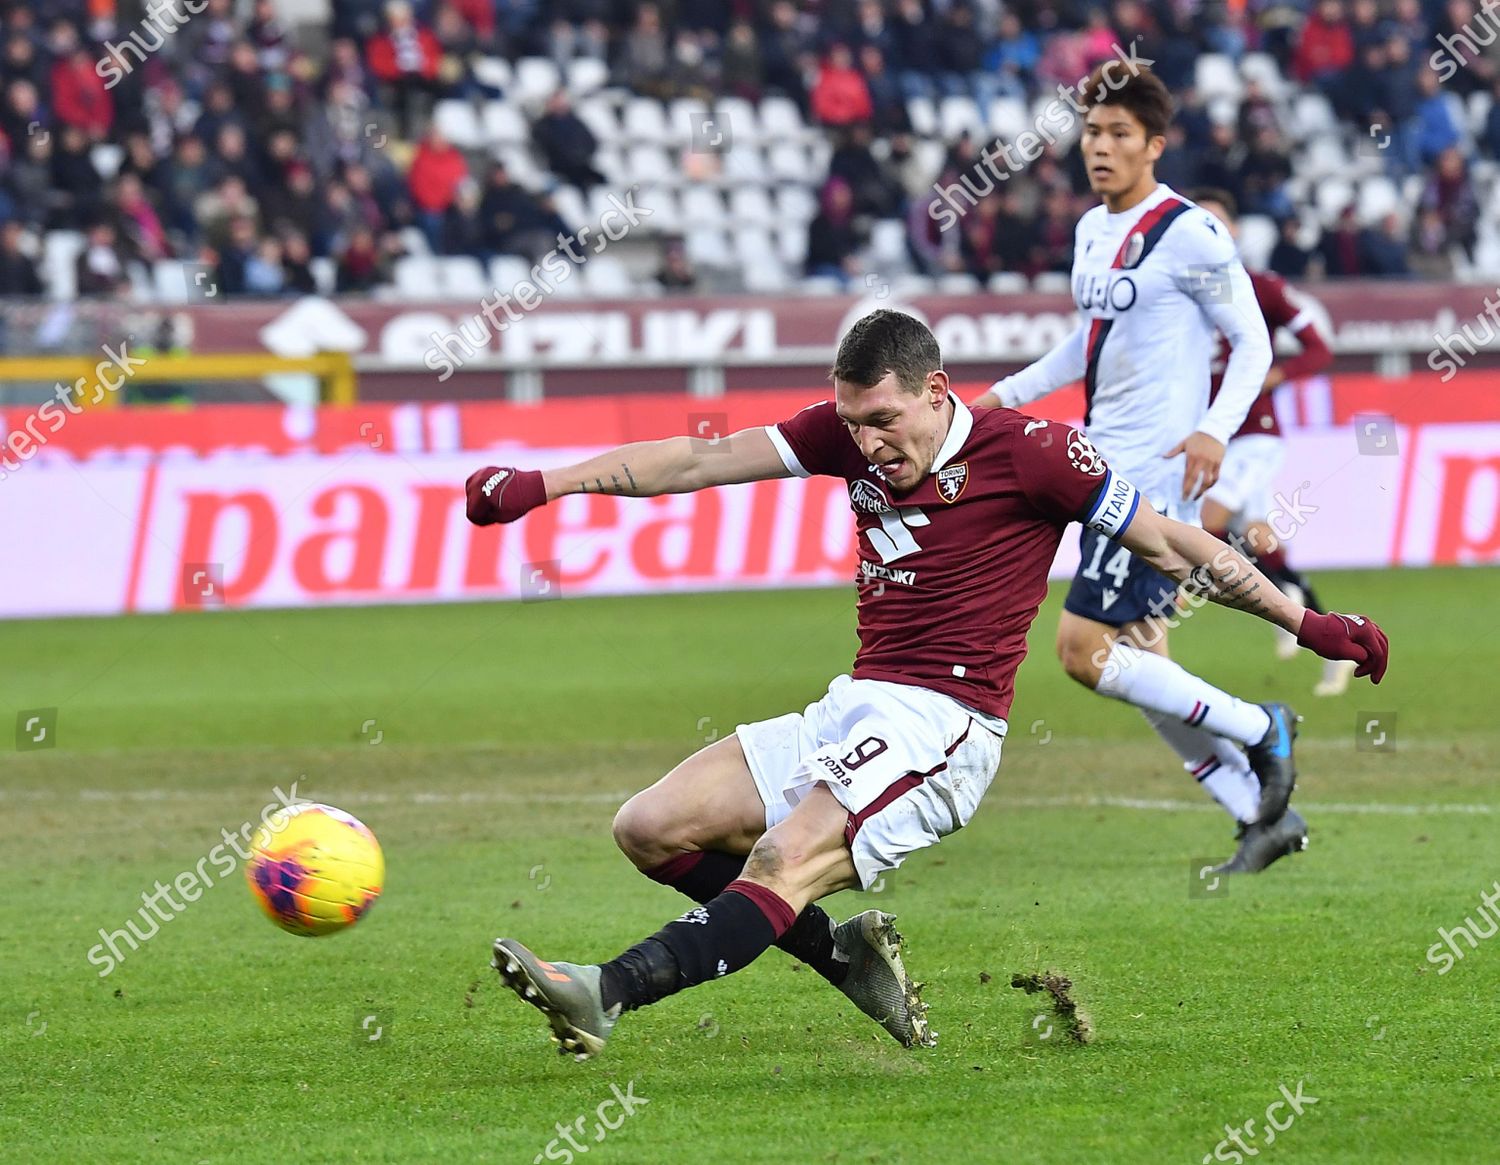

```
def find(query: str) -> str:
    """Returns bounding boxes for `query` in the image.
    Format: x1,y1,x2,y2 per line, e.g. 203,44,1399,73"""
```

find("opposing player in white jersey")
974,63,1309,874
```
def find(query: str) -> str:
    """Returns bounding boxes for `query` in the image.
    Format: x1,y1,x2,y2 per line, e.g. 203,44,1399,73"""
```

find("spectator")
407,125,469,249
1421,145,1479,256
335,226,393,293
934,3,987,102
891,0,942,99
619,3,671,98
111,174,172,263
655,237,698,293
367,0,443,137
828,124,903,218
215,221,258,297
441,178,486,257
281,232,319,294
1238,126,1295,219
804,178,862,284
721,20,764,101
479,161,542,257
243,237,288,296
668,29,715,100
262,163,322,239
532,92,605,190
761,1,814,103
75,221,132,297
1319,204,1367,275
0,79,43,154
195,176,262,251
1361,211,1412,275
50,125,104,230
860,45,909,136
810,44,873,128
1408,207,1456,278
1269,217,1313,279
0,222,42,296
983,10,1040,99
1410,65,1462,166
51,44,113,140
6,130,54,231
1485,76,1500,158
1292,0,1355,97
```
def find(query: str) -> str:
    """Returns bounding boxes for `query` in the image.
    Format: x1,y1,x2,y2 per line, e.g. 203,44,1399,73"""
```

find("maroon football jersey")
1209,270,1331,440
767,397,1141,722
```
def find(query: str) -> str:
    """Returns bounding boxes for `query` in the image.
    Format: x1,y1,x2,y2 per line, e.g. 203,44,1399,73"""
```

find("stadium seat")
497,147,544,188
759,96,807,141
799,274,845,295
728,186,777,228
592,144,627,185
437,256,489,298
393,255,445,300
1289,92,1337,140
775,185,818,224
575,96,621,143
988,97,1030,142
888,273,936,297
1195,54,1243,103
582,253,634,296
635,184,681,226
668,97,711,146
481,101,530,146
776,224,809,267
869,219,910,271
90,143,124,180
41,230,85,300
685,227,733,268
1301,135,1349,179
551,184,588,228
398,225,431,257
1357,176,1401,226
489,255,532,290
1469,91,1493,139
151,259,190,303
906,96,937,138
715,96,758,147
767,142,809,181
939,96,985,142
472,56,512,93
987,272,1028,294
622,97,672,143
566,57,609,97
1239,52,1290,101
1314,176,1355,225
309,257,336,296
742,254,790,292
720,145,769,183
434,100,485,150
625,144,675,184
936,272,981,294
733,226,775,264
1236,215,1278,270
681,186,728,228
1031,271,1071,294
513,57,562,108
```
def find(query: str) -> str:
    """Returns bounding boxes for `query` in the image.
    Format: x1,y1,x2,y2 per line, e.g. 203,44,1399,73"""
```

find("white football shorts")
1206,434,1285,522
736,674,1005,890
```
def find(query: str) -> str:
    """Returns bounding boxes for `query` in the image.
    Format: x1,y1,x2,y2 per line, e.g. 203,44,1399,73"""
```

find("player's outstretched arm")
1117,505,1390,682
972,322,1088,410
464,427,792,525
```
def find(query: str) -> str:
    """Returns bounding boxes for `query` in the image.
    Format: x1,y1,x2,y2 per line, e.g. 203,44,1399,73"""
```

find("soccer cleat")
832,910,936,1048
1214,808,1309,875
492,938,620,1061
1275,584,1305,661
1247,702,1300,825
1313,658,1358,698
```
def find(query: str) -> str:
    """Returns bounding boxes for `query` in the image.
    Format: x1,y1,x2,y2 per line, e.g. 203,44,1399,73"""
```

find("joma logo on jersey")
849,478,893,514
936,461,969,503
1067,430,1107,476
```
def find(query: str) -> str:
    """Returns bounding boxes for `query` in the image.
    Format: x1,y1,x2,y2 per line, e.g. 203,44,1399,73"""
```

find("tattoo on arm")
1188,550,1273,617
578,465,639,495
623,464,638,490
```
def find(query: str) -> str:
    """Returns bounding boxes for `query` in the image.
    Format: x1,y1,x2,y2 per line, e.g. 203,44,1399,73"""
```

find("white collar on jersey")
930,394,973,474
1106,181,1177,222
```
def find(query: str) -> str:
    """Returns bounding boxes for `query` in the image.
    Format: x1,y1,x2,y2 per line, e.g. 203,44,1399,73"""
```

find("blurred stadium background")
1,0,1497,614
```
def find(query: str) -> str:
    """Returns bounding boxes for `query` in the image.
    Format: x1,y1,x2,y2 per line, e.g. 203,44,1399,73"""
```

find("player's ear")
926,369,950,407
1147,134,1166,164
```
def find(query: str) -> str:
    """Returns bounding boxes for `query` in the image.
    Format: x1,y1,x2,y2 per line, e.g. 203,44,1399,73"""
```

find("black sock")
599,880,794,1012
645,851,848,986
1278,566,1324,614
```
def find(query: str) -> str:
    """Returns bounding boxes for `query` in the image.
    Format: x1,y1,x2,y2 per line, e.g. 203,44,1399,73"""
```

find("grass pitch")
0,568,1495,1163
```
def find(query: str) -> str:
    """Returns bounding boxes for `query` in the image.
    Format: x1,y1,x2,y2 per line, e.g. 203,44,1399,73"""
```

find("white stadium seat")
575,96,621,143
622,97,671,143
1356,176,1401,226
393,255,444,300
720,145,769,183
767,142,809,181
988,272,1028,294
668,97,711,146
775,185,818,225
685,227,733,267
742,254,790,293
681,186,728,228
728,186,777,228
906,96,937,137
776,225,808,267
566,57,609,97
714,96,758,147
550,184,588,229
1236,215,1278,271
938,95,984,142
733,226,775,264
582,253,635,296
437,256,489,298
434,100,484,150
481,101,529,146
988,97,1030,141
513,57,561,108
489,255,532,290
1195,53,1243,103
472,56,512,92
759,95,807,140
625,144,675,184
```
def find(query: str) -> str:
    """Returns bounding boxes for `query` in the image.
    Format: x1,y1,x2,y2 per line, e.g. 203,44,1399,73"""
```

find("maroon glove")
1296,611,1389,683
464,466,547,526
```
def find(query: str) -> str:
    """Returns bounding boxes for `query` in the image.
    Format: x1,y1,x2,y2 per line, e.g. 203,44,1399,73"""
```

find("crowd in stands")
0,0,1493,301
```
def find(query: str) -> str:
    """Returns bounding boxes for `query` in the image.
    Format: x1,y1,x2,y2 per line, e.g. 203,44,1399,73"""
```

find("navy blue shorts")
1063,528,1179,627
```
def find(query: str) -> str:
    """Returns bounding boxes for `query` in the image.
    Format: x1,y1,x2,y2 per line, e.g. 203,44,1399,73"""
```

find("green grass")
0,568,1495,1163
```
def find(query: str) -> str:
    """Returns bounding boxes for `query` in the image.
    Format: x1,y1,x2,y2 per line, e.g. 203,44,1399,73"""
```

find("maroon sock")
599,881,796,1012
645,852,847,985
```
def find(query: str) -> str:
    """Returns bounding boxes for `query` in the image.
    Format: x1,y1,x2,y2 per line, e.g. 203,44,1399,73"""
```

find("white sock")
1097,640,1273,747
1141,710,1260,823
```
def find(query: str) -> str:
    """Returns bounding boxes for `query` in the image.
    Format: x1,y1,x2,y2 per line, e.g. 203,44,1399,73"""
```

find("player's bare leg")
1056,609,1305,854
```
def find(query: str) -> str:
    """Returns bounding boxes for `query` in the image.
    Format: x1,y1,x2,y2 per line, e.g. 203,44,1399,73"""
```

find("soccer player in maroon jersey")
1190,189,1349,698
463,310,1388,1061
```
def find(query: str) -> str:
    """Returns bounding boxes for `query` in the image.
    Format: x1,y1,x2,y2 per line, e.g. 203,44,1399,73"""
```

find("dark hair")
830,309,942,394
1188,186,1238,218
1080,61,1173,140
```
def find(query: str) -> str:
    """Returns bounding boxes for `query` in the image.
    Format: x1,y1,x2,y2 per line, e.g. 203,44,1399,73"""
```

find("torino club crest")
1066,430,1107,476
936,461,969,502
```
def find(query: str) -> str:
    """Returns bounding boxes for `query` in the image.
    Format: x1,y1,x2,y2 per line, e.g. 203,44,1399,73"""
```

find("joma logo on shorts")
817,755,850,785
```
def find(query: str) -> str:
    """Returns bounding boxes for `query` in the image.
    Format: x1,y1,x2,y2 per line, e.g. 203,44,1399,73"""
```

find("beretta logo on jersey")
849,478,893,514
1122,231,1145,268
1066,430,1107,476
936,461,969,502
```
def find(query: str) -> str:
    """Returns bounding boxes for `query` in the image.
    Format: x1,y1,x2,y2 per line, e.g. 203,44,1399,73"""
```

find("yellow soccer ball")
245,803,384,936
